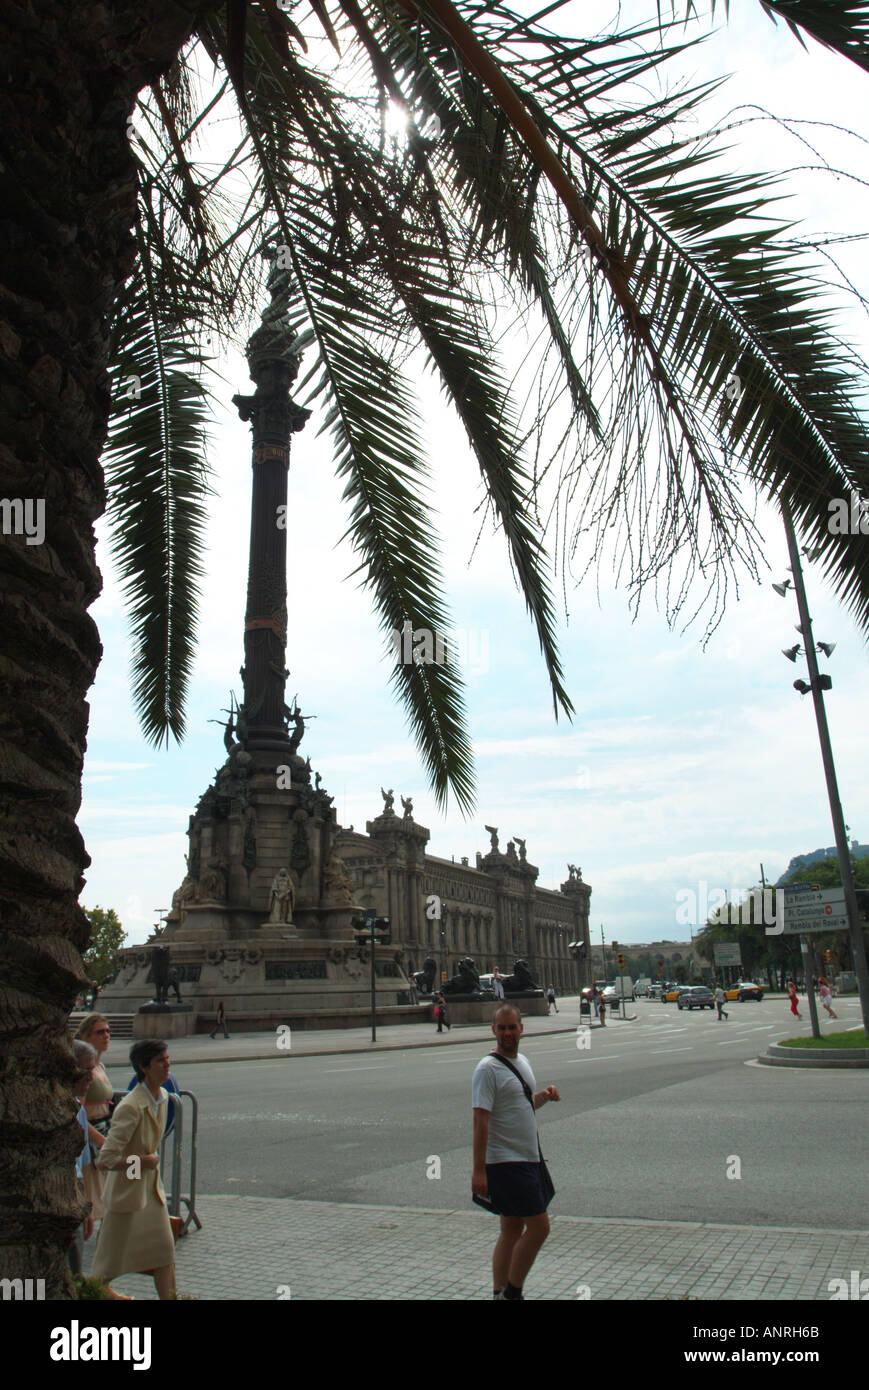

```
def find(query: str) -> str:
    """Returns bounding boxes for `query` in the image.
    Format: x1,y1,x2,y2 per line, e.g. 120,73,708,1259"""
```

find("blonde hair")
74,1013,108,1041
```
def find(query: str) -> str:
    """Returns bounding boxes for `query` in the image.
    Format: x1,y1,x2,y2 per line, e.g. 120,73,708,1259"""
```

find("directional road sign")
713,942,742,965
779,886,848,935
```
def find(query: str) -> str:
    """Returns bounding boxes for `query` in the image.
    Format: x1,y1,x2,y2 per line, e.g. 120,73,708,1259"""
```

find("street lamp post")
779,503,869,1035
569,940,588,1020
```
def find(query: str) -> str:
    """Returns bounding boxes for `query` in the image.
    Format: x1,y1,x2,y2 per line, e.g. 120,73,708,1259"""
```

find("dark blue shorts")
483,1162,552,1218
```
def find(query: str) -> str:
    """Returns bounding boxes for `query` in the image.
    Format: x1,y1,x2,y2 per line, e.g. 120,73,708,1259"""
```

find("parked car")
677,986,715,1011
725,981,764,1002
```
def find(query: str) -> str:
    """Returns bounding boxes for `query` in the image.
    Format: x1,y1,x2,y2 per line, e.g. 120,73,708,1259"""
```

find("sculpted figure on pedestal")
268,868,295,923
413,957,438,994
200,854,228,902
322,852,355,903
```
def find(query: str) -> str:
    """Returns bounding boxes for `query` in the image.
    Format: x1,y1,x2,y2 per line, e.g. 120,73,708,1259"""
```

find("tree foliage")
695,858,869,983
82,907,127,987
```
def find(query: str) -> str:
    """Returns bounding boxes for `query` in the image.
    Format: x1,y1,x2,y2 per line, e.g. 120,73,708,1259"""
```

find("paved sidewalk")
102,999,587,1067
83,1196,869,1301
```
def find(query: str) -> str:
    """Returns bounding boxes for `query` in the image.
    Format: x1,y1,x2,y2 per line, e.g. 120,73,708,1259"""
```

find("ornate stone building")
340,793,591,993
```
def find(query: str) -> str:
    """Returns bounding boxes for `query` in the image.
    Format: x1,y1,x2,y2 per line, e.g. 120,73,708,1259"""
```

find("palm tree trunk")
0,0,220,1297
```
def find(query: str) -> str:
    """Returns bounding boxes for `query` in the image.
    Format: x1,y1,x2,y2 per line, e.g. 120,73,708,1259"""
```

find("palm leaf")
108,0,869,791
103,224,214,745
759,1,869,74
667,2,869,74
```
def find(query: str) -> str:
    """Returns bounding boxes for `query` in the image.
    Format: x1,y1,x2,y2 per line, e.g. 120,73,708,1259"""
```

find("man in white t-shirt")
471,1003,560,1300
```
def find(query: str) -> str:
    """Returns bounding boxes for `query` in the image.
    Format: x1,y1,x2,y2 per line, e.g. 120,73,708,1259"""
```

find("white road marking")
322,1064,393,1073
648,1047,693,1054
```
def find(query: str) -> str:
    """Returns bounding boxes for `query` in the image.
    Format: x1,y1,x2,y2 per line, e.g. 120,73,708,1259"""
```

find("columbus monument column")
233,254,309,755
99,252,413,1032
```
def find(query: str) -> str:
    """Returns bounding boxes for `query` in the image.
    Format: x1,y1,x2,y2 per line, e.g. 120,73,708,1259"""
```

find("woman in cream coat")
92,1039,176,1298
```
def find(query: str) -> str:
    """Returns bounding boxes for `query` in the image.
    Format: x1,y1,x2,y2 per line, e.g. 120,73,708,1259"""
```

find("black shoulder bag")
488,1053,556,1205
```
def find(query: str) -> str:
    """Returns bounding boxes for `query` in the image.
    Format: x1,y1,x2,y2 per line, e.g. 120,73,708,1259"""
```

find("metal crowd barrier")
159,1090,201,1237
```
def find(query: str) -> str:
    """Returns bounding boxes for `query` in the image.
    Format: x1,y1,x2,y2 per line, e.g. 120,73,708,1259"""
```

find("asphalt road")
174,999,868,1228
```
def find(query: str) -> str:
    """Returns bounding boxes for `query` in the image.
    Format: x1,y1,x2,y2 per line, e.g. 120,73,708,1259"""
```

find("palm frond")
103,223,214,745
108,0,869,795
389,0,869,633
760,1,869,73
666,1,869,74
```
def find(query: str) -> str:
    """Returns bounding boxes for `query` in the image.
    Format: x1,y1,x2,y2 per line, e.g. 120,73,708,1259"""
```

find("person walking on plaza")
434,990,450,1032
92,1040,177,1300
74,1013,114,1153
787,980,802,1019
472,1004,560,1301
210,1000,229,1039
546,984,558,1014
818,978,838,1019
714,985,729,1021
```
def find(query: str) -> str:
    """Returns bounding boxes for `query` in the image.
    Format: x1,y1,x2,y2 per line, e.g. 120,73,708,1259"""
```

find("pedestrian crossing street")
518,998,862,1067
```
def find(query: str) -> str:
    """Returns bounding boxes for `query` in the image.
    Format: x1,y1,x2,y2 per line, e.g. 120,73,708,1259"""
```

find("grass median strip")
779,1029,867,1049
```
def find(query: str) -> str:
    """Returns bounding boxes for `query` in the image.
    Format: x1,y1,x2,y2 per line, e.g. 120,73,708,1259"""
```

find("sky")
79,0,869,950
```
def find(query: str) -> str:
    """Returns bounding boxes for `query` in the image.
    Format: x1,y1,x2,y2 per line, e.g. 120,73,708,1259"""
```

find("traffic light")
617,953,625,971
351,912,391,944
825,948,833,964
611,940,618,950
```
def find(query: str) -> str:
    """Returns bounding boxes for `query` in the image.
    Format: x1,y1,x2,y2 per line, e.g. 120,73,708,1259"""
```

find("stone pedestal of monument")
429,997,549,1025
135,1004,195,1039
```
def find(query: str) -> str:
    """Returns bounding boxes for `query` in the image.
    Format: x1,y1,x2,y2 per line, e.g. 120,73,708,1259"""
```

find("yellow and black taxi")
725,980,764,1002
660,984,684,1002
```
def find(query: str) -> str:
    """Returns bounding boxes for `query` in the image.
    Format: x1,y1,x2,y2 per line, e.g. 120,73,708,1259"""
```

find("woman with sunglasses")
74,1014,114,1152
